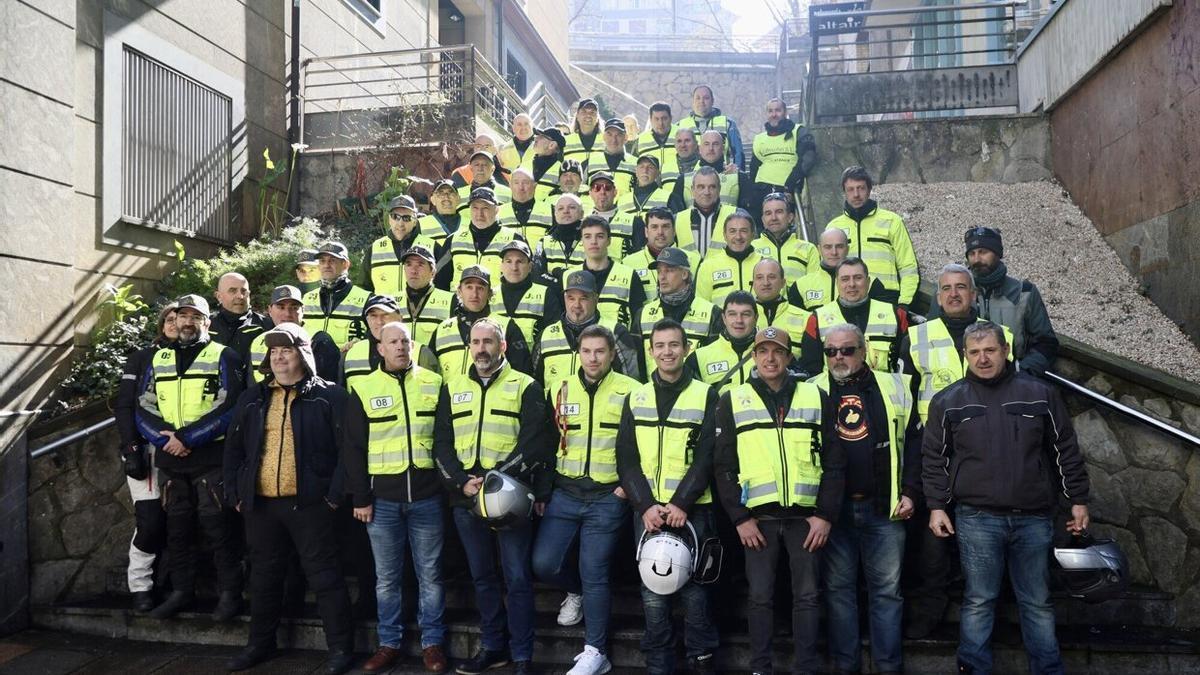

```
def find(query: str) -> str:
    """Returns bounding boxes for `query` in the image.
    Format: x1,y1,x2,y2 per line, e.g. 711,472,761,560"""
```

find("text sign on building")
810,1,867,35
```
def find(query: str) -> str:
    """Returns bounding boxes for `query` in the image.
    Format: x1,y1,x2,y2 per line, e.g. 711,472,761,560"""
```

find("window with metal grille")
120,45,233,243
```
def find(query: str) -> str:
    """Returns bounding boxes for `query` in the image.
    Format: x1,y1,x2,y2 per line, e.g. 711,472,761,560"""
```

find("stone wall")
24,350,1200,626
806,114,1052,228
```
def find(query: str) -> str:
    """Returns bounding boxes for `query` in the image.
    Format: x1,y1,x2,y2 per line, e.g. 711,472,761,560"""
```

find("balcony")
298,44,567,153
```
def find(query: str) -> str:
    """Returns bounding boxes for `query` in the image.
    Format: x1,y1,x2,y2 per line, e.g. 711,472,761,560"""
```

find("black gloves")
122,444,149,480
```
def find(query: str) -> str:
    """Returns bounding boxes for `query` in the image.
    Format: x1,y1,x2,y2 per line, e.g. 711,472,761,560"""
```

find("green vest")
816,300,899,372
342,339,381,390
678,168,740,205
563,130,599,165
694,336,754,396
446,362,536,469
490,281,549,345
368,234,436,296
432,314,514,379
152,341,227,437
638,297,715,374
498,141,536,173
551,370,637,483
752,128,799,187
417,213,457,245
635,127,680,185
753,231,818,284
583,150,637,200
538,316,619,392
497,201,553,250
673,203,737,255
811,371,912,519
695,248,762,307
566,260,637,325
444,224,522,289
826,207,914,297
247,332,269,383
756,300,811,359
623,246,701,302
792,268,838,311
403,286,456,347
603,210,638,259
678,113,729,137
729,381,823,509
907,319,1012,423
628,379,713,504
456,182,511,206
349,365,442,474
617,184,675,220
537,236,587,277
303,284,371,347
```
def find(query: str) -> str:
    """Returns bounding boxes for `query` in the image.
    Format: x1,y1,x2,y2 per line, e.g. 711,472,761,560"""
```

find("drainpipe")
495,0,504,76
287,0,302,220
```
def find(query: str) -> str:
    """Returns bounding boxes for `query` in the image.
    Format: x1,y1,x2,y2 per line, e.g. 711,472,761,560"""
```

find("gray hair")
725,208,756,231
823,323,866,349
471,317,506,342
692,166,720,185
676,127,697,141
963,320,1007,346
938,263,976,293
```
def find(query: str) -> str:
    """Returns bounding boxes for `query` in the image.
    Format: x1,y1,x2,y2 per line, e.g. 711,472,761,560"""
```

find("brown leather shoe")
422,644,448,673
363,646,402,673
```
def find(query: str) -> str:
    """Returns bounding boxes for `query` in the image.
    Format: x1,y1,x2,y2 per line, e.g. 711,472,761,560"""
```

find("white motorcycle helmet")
637,522,699,595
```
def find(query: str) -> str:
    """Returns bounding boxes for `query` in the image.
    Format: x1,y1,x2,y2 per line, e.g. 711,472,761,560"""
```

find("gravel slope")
870,181,1200,384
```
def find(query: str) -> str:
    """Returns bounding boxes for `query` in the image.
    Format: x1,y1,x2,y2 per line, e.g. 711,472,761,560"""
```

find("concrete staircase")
31,581,1200,674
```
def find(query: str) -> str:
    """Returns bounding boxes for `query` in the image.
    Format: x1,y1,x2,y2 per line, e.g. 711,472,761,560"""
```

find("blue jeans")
823,498,905,672
531,490,628,651
634,506,720,675
452,506,535,661
956,504,1063,675
364,495,446,649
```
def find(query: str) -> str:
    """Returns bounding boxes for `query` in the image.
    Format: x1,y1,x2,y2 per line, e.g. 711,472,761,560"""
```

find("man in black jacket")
922,321,1089,675
135,294,244,621
209,272,268,361
222,323,355,674
114,303,177,612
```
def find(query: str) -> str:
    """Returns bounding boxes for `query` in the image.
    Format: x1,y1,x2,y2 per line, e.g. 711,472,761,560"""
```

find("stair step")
32,601,1200,673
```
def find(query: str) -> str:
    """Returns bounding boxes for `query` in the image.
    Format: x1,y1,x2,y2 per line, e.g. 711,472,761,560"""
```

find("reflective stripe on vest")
565,262,636,325
694,336,753,395
248,332,268,383
446,363,533,469
302,285,370,346
816,301,898,371
446,225,521,288
756,301,811,359
728,381,823,508
635,128,680,184
827,211,904,291
497,202,553,249
537,237,587,277
811,371,912,518
629,379,712,504
369,234,436,296
152,341,227,437
553,371,637,482
695,249,761,307
491,282,548,344
753,231,817,283
538,316,619,391
638,298,713,374
674,203,736,256
349,365,442,474
404,287,455,347
752,129,799,186
907,319,1012,422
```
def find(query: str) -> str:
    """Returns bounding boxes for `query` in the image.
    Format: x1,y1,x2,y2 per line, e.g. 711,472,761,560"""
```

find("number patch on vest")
712,270,732,281
452,392,474,404
369,396,394,410
636,268,649,278
558,403,580,416
706,361,729,374
806,290,822,301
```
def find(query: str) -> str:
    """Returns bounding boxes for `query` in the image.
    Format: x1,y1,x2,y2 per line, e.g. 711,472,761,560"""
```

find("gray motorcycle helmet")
1052,534,1129,603
472,470,534,530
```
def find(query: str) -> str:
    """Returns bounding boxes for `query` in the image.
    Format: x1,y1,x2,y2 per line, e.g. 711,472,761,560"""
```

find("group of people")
112,89,1092,675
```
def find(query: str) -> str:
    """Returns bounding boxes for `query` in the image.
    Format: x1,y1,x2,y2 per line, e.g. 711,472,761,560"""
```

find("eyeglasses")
590,183,615,192
823,346,859,357
390,213,415,222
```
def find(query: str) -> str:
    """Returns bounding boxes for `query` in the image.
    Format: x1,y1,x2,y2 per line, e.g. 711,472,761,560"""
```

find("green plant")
61,310,156,403
256,146,302,237
98,283,148,331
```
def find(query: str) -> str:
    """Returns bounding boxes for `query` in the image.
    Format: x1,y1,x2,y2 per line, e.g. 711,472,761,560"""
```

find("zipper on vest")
584,385,595,476
399,371,415,500
474,382,489,466
777,404,788,508
655,424,664,497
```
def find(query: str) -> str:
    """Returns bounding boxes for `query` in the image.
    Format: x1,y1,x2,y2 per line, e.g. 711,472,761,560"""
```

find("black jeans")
243,496,354,652
161,465,242,594
905,502,956,624
744,518,820,674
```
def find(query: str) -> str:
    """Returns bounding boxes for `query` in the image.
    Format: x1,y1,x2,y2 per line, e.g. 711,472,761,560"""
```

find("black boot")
148,590,194,619
324,649,355,675
226,644,277,671
131,591,156,613
212,590,242,622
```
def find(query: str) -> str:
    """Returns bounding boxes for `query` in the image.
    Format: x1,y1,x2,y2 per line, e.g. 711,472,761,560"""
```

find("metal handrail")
29,417,116,459
1045,371,1200,448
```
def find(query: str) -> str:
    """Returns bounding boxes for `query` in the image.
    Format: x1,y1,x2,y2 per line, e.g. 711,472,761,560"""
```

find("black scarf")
974,261,1008,291
844,199,877,223
763,118,796,140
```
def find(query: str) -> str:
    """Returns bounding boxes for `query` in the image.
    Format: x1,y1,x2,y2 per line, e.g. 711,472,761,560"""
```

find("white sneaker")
565,645,611,675
556,592,583,626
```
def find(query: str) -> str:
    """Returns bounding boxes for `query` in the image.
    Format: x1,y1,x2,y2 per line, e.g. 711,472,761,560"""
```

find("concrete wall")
24,352,1200,629
806,114,1052,227
1048,0,1200,344
1017,0,1172,113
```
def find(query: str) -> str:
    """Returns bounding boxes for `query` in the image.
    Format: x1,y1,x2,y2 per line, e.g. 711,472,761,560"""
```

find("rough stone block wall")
806,115,1052,228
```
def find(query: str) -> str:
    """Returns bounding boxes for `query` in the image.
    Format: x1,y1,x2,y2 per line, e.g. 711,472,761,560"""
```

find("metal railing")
571,31,778,54
29,418,116,459
806,1,1025,123
522,81,570,128
299,44,558,153
1046,372,1200,449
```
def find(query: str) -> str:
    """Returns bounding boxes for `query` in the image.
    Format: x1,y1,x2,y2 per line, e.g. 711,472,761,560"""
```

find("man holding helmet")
616,318,721,675
532,323,639,675
435,318,552,675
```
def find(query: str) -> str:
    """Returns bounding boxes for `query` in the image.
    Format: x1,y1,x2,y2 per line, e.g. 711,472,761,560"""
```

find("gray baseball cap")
402,244,436,265
270,285,304,305
501,239,532,260
317,241,351,261
650,247,690,270
388,194,417,211
175,294,211,316
564,270,597,295
460,265,492,286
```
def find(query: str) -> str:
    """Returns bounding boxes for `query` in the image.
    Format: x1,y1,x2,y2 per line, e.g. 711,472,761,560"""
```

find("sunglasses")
590,183,615,192
390,213,415,222
823,346,859,357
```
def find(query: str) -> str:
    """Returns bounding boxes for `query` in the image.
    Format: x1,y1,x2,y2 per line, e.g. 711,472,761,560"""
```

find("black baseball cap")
363,295,401,317
175,294,211,316
388,195,417,211
459,265,492,286
432,179,458,193
577,98,598,110
535,127,567,149
603,118,626,132
650,247,690,270
468,187,498,205
589,171,615,186
564,270,597,294
501,239,532,260
469,149,496,165
317,241,351,261
402,244,436,265
636,154,661,169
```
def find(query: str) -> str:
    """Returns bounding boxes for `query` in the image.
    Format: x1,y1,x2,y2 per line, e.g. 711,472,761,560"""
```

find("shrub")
60,310,156,404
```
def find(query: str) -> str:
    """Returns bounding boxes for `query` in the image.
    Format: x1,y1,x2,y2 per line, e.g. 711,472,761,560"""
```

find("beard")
969,261,995,276
176,328,202,346
830,362,855,381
